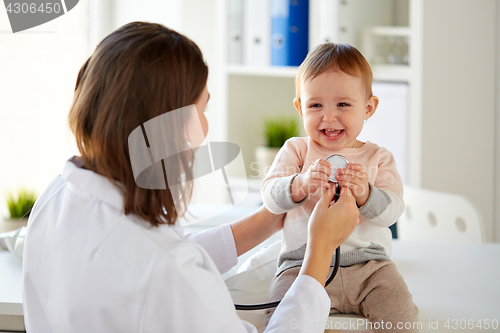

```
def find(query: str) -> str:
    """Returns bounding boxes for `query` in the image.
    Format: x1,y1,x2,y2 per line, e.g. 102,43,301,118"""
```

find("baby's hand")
336,163,370,206
299,159,333,195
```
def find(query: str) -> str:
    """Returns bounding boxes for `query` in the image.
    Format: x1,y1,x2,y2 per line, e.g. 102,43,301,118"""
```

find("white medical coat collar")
61,157,185,239
61,157,125,212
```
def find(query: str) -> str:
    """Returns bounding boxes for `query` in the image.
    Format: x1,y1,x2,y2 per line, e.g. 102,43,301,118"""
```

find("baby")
261,43,418,332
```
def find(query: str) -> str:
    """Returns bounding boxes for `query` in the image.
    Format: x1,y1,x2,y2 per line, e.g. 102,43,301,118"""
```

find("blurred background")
0,0,499,242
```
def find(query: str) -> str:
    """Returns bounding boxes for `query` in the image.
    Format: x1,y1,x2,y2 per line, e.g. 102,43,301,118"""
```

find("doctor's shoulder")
26,175,67,225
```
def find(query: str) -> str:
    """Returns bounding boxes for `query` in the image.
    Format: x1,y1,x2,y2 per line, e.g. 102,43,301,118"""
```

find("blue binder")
271,0,309,66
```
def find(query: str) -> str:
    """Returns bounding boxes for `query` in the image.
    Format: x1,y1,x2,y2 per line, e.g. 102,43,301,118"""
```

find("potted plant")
255,116,299,179
1,189,37,233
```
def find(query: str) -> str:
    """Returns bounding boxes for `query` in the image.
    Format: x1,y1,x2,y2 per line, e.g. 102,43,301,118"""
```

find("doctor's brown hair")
68,22,208,226
295,43,373,102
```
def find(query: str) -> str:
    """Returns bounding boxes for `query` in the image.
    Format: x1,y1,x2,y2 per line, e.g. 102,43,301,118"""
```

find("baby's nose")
322,113,337,122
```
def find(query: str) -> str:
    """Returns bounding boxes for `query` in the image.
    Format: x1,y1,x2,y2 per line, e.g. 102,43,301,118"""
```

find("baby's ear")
365,96,379,120
294,98,303,117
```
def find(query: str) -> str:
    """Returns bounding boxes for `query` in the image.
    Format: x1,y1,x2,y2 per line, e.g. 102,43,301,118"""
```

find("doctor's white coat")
22,159,331,332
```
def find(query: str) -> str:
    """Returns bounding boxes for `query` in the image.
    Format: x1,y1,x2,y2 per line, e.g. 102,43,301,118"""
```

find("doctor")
22,22,359,332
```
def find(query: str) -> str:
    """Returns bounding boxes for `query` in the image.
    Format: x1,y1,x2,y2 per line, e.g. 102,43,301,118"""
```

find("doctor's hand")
309,185,359,253
299,185,359,286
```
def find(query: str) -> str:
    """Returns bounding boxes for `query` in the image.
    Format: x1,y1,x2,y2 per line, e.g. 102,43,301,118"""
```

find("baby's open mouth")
321,129,343,137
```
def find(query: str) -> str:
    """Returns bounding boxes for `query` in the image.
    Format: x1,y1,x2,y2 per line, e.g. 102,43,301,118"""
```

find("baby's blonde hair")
295,43,373,102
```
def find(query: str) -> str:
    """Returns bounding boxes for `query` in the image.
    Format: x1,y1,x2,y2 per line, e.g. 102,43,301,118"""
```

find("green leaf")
5,188,38,219
263,116,299,148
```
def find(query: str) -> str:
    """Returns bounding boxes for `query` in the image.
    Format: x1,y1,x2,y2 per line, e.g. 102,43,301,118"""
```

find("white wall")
495,1,500,243
0,2,89,218
89,0,184,50
181,0,228,144
419,0,497,241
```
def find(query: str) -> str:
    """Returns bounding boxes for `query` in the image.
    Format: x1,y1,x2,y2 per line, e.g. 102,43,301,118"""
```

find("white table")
230,240,500,333
0,251,24,332
391,240,500,332
1,239,500,332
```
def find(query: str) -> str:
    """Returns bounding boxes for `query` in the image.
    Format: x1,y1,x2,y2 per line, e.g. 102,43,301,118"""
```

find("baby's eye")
310,103,322,108
337,102,350,107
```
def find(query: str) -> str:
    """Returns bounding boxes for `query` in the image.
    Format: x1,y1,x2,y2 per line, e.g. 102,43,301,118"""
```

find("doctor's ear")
294,98,303,117
365,95,379,120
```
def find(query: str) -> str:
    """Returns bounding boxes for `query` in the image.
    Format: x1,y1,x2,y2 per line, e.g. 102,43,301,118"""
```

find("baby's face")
295,70,377,151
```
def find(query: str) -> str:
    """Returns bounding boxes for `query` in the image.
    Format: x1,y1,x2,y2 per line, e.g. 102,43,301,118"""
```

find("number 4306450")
6,3,62,14
444,319,499,330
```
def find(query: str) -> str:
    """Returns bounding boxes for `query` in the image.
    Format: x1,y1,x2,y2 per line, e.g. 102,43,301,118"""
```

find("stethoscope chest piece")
325,154,348,183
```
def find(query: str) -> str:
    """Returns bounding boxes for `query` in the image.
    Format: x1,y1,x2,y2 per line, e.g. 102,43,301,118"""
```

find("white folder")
309,0,339,49
243,0,271,66
319,0,339,44
228,0,244,64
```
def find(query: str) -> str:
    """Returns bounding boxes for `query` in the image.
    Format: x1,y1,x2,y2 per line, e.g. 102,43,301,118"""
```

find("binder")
318,0,339,44
309,0,339,49
271,0,309,66
228,0,244,64
243,0,271,66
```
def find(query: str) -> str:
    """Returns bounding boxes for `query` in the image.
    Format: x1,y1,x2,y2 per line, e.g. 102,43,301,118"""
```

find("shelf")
372,64,411,83
227,64,409,83
362,26,410,82
227,65,298,78
364,26,411,36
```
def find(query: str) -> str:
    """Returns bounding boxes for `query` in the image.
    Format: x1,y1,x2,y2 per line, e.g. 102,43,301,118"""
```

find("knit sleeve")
261,138,308,214
359,147,405,227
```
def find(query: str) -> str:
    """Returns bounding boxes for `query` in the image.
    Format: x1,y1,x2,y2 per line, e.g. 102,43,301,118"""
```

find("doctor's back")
22,159,241,332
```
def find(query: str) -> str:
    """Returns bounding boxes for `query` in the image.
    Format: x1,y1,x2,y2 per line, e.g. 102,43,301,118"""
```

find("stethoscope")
235,154,348,311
